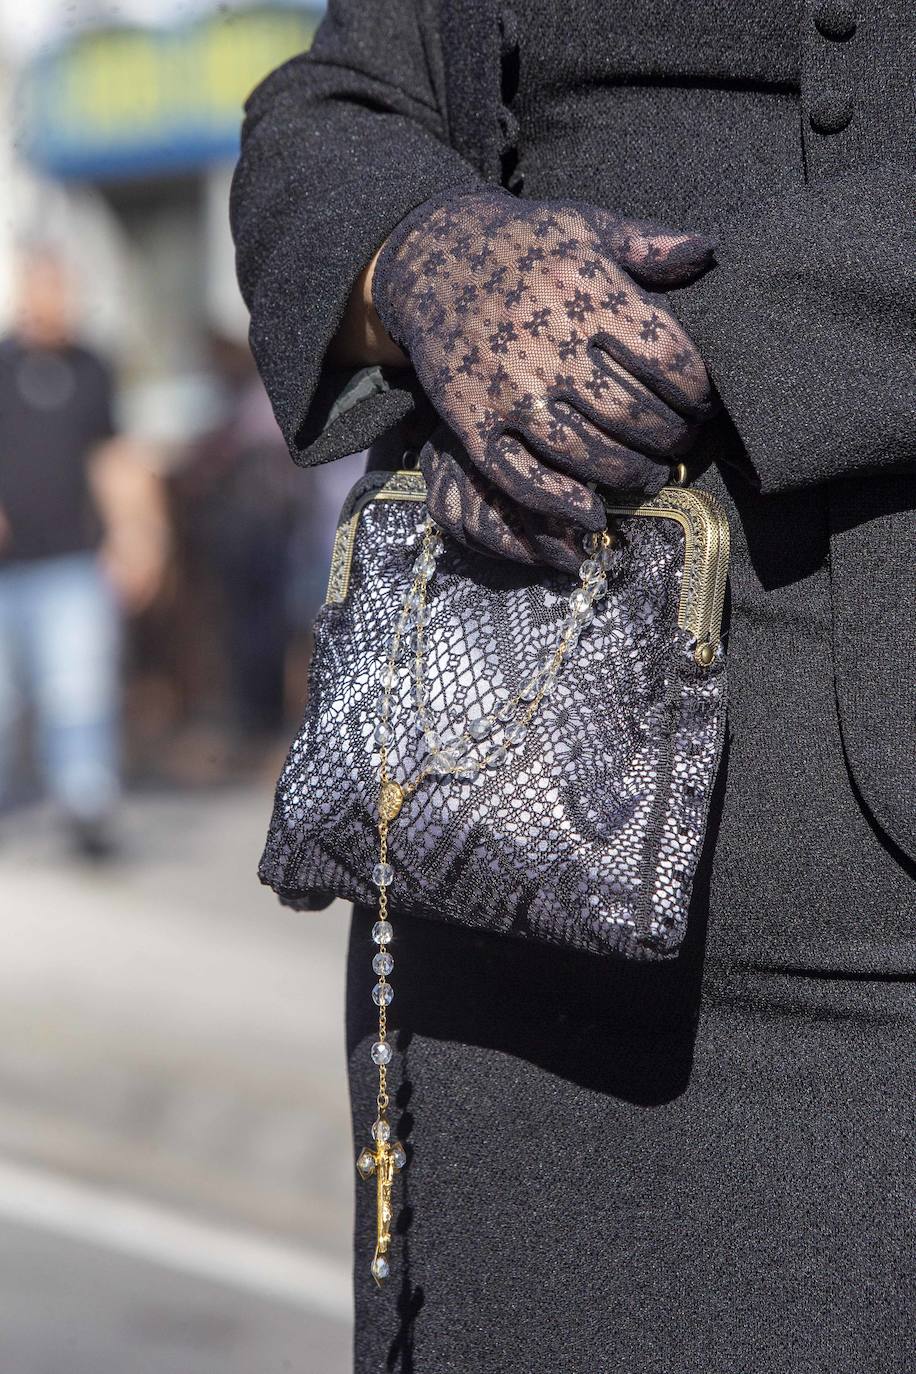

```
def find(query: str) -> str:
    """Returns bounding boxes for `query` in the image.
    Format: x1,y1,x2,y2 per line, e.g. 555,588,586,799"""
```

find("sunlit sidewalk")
0,786,353,1373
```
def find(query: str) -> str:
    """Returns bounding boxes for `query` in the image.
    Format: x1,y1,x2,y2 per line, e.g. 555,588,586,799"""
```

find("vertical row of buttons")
809,3,858,134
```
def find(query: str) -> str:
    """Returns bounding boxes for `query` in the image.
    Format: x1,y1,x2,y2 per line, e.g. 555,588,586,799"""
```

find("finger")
539,353,693,456
589,209,717,288
456,482,588,575
418,444,469,545
422,434,593,574
464,492,542,567
519,509,588,575
420,440,538,564
539,259,714,417
539,400,675,493
477,432,607,529
573,358,695,457
512,396,672,494
588,300,716,419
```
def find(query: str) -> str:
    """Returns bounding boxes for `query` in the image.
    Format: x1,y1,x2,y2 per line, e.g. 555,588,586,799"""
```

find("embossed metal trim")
324,471,730,649
605,488,731,647
324,471,426,604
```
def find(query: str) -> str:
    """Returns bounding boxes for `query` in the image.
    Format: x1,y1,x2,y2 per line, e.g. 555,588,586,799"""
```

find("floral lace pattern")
373,191,717,567
419,422,588,574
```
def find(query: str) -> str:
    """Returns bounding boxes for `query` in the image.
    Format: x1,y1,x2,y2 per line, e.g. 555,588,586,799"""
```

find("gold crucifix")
356,1133,406,1283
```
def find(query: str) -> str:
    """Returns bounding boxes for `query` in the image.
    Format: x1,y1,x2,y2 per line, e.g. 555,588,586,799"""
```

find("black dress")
231,2,916,1369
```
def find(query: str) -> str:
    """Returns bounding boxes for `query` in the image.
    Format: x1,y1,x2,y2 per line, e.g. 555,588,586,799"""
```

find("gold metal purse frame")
325,470,730,666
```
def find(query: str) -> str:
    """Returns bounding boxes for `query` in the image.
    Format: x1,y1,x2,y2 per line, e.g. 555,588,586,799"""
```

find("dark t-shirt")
0,336,115,563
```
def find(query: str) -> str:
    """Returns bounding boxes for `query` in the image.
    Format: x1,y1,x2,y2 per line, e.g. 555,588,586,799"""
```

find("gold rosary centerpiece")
379,780,406,823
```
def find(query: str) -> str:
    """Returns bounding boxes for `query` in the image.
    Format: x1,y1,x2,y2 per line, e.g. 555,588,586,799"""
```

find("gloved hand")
372,189,717,562
419,424,592,574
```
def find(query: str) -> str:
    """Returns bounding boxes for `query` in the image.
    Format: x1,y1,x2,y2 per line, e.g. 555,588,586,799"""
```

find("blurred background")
0,2,361,1369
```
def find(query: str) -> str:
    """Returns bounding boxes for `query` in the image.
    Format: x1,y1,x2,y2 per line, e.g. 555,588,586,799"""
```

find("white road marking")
0,1157,352,1322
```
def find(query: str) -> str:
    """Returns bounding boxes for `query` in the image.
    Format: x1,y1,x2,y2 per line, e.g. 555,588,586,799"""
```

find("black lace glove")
418,423,596,574
372,190,717,560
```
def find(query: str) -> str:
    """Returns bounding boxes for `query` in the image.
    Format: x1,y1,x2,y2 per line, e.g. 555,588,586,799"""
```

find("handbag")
259,463,730,1282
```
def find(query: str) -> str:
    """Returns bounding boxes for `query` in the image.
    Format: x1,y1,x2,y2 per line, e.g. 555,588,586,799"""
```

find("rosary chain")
360,516,615,1285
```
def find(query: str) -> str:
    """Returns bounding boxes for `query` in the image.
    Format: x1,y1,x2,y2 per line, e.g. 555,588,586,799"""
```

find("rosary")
357,515,615,1284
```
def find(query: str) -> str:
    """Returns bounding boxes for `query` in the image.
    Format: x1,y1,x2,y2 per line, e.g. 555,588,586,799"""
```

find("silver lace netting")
260,477,726,960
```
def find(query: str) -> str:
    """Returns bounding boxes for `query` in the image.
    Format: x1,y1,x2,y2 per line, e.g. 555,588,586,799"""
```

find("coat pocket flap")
829,475,916,864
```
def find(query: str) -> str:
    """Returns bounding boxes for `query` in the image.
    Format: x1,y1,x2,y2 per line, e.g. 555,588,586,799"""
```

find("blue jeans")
0,553,121,818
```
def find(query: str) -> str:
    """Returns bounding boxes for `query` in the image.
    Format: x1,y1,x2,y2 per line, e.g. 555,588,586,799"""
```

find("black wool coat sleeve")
229,0,485,468
231,0,915,493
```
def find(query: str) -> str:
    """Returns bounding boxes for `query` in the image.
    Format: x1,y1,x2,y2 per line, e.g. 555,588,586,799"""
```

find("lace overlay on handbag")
260,468,728,961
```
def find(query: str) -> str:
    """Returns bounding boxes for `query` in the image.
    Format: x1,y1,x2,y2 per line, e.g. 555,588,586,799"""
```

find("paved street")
0,787,354,1373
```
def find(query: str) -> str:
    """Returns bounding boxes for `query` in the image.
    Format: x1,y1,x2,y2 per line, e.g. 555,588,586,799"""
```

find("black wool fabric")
229,5,486,469
231,1,916,1370
346,899,913,1374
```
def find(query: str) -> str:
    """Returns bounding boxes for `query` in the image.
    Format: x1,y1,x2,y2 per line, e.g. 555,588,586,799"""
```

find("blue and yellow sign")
21,5,321,181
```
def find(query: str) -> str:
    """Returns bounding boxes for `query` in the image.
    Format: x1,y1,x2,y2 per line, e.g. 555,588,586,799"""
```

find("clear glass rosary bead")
356,1148,376,1179
372,920,393,944
486,745,508,768
504,719,527,747
579,558,601,582
372,982,394,1006
467,715,493,742
519,675,541,702
569,595,594,627
439,736,469,769
562,617,583,647
373,722,392,746
371,1116,391,1141
380,664,397,690
372,863,394,888
370,1256,390,1281
497,696,517,724
413,552,437,578
371,1041,393,1067
585,573,608,601
372,950,394,975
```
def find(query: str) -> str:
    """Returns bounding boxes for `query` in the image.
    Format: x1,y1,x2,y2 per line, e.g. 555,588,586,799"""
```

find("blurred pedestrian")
179,335,299,752
0,247,167,857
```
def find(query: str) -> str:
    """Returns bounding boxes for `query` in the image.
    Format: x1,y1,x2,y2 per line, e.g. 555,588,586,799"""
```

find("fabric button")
814,2,857,40
809,92,854,133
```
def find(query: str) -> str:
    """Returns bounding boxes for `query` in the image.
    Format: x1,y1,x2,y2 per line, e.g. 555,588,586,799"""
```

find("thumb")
594,212,717,288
